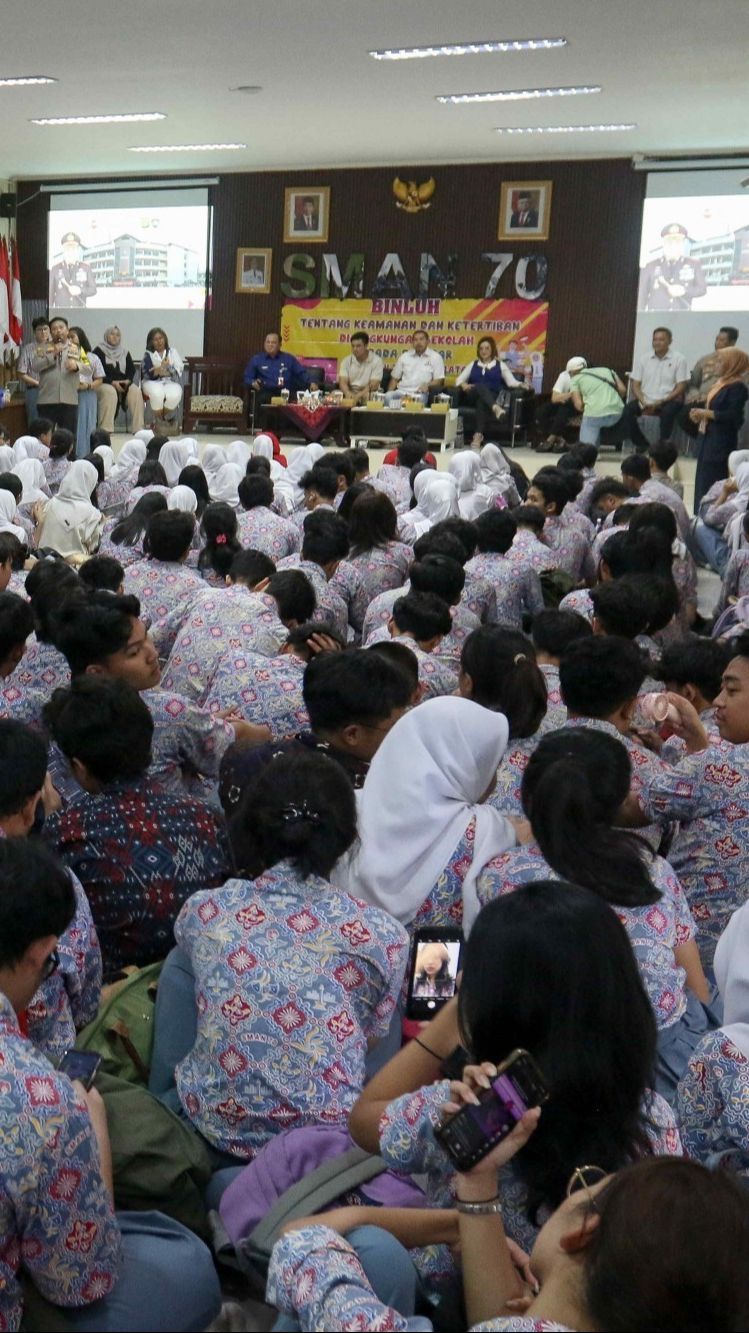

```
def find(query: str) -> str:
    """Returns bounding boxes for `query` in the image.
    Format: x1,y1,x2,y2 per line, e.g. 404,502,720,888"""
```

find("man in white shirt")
386,330,445,406
615,327,689,453
537,355,587,445
338,331,384,404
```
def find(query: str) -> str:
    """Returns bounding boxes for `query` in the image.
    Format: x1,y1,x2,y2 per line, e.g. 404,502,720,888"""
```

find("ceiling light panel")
496,123,636,134
130,143,246,153
371,38,567,60
0,75,57,86
438,85,601,104
31,112,165,125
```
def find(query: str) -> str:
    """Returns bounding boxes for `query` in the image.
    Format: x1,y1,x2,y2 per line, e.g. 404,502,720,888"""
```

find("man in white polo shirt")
616,326,688,453
386,329,445,406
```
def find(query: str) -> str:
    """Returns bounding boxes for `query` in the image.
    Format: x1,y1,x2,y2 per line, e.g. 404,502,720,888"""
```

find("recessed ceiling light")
130,143,246,153
370,38,567,60
497,123,635,134
437,85,601,104
31,112,165,125
0,75,57,86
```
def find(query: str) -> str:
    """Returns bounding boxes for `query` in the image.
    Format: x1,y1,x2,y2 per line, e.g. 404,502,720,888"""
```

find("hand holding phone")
58,1048,102,1091
405,927,463,1021
435,1049,548,1173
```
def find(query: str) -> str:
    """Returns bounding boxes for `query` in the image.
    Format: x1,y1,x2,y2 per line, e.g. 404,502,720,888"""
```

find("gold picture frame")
235,247,272,294
498,180,553,242
283,186,330,244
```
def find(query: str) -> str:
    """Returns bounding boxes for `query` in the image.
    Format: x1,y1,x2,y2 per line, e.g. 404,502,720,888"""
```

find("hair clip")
513,652,527,665
215,533,227,544
280,802,321,826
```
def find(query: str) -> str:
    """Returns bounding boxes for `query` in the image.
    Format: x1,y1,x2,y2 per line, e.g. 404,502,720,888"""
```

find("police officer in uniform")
638,222,708,312
49,231,97,309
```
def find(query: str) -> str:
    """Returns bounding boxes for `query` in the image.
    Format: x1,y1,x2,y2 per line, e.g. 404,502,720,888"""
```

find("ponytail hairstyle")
111,492,168,548
521,727,659,908
146,434,168,462
230,750,357,881
198,501,241,580
460,626,547,738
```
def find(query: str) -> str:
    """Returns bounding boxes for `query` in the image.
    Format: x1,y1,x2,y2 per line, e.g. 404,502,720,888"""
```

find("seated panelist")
244,332,314,408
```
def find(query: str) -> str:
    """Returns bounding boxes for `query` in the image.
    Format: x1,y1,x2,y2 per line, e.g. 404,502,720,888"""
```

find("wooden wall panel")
18,158,645,387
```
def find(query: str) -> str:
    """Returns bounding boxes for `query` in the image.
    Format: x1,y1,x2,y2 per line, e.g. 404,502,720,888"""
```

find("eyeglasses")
566,1164,607,1212
41,948,60,980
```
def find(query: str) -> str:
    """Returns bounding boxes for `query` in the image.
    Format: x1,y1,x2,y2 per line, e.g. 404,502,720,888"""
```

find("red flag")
9,240,22,349
0,239,10,351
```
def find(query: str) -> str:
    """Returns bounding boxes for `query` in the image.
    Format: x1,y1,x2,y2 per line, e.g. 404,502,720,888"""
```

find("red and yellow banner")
281,296,548,383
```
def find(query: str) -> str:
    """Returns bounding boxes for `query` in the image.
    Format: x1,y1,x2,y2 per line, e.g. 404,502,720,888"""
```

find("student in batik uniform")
12,560,77,696
657,636,728,763
344,884,680,1320
678,898,749,1177
236,473,299,559
525,472,595,582
505,504,555,576
478,728,711,1101
377,591,457,698
98,490,168,573
338,490,413,639
0,837,221,1332
267,1159,748,1333
172,750,408,1159
373,433,429,515
361,528,481,644
124,511,203,636
346,696,516,935
530,608,593,726
277,509,350,641
637,632,749,969
466,510,544,630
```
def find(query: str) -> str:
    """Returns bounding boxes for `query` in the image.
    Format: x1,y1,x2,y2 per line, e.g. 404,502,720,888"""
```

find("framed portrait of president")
498,180,553,242
284,187,330,243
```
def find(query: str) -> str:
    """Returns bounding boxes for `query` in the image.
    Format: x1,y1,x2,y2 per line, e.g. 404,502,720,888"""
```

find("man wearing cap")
49,232,97,310
638,223,707,312
536,355,588,446
615,326,689,453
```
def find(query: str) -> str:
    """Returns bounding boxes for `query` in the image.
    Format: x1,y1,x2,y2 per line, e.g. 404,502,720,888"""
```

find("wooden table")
349,407,458,452
259,402,351,445
0,397,27,439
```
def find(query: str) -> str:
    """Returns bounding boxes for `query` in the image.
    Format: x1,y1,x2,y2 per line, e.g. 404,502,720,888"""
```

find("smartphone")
435,1048,549,1172
58,1049,101,1091
405,927,463,1021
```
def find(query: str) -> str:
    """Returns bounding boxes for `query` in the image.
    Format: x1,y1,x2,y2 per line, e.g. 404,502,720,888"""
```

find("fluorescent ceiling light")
371,38,567,60
497,123,635,134
130,143,246,153
0,75,57,86
31,111,165,125
438,85,601,104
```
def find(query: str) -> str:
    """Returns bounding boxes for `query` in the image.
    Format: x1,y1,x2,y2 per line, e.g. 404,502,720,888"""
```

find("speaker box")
0,193,17,218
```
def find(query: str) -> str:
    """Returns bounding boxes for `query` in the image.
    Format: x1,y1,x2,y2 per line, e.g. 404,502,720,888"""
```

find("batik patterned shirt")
677,1031,749,1177
0,681,47,729
124,558,204,631
364,628,457,698
380,1079,679,1256
477,844,694,1030
0,993,121,1331
276,554,348,641
96,517,145,568
410,826,474,931
46,779,231,981
638,740,749,967
236,506,300,560
25,871,102,1062
543,512,594,582
12,636,69,693
465,553,544,629
717,549,749,615
203,650,308,739
339,542,414,636
373,464,412,514
174,861,408,1158
506,529,556,576
159,586,287,701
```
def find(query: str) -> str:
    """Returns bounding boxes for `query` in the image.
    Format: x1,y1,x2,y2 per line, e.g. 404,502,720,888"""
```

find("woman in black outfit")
693,347,749,510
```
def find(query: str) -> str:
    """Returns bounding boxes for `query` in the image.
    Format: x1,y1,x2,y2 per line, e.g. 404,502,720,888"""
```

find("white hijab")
227,439,251,470
0,490,27,542
201,445,226,486
180,436,200,460
400,471,459,541
13,458,49,505
725,461,749,552
0,445,15,474
211,463,244,506
714,901,749,1059
168,484,198,515
449,451,493,521
111,439,147,481
342,697,514,929
38,459,103,556
160,441,193,486
93,444,115,478
480,443,517,501
252,433,285,481
134,428,155,445
278,443,325,508
12,436,48,464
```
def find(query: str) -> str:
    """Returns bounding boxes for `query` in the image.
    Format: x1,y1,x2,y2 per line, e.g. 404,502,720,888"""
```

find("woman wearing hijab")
251,434,285,481
226,439,251,471
201,445,226,492
0,490,29,544
480,441,521,507
13,458,50,531
255,429,286,466
342,696,516,933
275,443,325,514
397,471,459,545
0,445,14,475
12,435,49,464
93,325,145,433
678,900,749,1177
448,450,493,521
692,347,749,510
160,440,193,487
168,485,198,516
36,458,105,558
210,462,244,507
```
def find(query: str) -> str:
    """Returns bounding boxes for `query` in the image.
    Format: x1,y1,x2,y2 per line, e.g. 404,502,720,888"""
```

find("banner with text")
281,296,549,390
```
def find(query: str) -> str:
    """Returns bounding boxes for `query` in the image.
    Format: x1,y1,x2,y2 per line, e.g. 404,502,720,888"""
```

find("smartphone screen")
58,1049,101,1090
406,929,463,1019
435,1049,548,1171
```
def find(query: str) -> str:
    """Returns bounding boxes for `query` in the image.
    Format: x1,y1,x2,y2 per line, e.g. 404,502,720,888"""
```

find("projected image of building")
83,234,202,287
688,231,736,286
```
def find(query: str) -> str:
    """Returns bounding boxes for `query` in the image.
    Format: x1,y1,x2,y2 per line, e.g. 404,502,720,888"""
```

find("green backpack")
75,962,162,1082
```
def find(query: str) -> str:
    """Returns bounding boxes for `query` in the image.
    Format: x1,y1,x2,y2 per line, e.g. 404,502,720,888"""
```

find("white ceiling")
3,0,749,179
